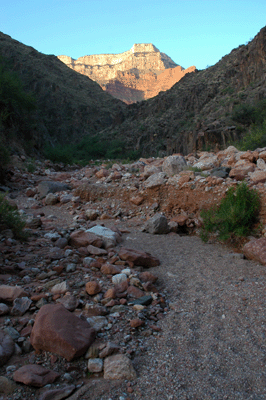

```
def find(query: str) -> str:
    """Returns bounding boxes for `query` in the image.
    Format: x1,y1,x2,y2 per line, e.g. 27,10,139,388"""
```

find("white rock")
112,273,128,285
86,225,118,249
51,281,68,295
121,268,131,276
257,158,266,170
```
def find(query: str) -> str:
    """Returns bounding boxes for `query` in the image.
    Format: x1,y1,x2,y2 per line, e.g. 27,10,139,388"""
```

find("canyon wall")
58,44,195,103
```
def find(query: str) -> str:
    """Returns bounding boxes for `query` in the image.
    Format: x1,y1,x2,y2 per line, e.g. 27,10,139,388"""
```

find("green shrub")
44,137,140,164
0,193,27,240
237,121,266,151
231,103,256,125
200,182,260,242
44,144,74,164
27,160,36,173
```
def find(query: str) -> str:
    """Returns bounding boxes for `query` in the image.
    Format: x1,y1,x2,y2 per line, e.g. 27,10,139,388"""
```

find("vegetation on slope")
231,99,266,150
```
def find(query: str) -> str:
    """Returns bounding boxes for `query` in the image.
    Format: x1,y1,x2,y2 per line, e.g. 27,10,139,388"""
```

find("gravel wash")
99,228,266,400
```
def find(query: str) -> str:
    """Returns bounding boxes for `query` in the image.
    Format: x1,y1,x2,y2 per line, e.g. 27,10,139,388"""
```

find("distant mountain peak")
58,44,195,103
130,43,160,53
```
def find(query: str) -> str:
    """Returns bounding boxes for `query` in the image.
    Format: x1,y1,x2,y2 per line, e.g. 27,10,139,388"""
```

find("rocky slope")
1,147,266,398
99,26,266,156
58,44,196,103
0,32,126,154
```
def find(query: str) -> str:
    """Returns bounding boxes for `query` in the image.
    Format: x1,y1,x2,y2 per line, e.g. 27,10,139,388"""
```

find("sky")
1,0,266,70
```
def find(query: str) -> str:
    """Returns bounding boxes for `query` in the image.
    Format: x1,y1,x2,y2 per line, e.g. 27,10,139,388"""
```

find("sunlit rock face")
58,44,195,103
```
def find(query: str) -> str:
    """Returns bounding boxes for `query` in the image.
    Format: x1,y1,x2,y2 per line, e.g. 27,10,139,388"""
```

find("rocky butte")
58,43,196,103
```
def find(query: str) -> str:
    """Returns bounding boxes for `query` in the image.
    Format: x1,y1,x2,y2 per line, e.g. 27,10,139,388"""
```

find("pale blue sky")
1,0,266,70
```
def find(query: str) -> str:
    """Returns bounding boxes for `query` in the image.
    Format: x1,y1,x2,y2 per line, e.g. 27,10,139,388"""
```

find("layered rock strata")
58,44,196,103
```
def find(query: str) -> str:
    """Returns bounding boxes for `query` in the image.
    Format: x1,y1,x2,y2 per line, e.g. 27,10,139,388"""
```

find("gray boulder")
144,213,169,234
38,181,71,198
162,155,187,177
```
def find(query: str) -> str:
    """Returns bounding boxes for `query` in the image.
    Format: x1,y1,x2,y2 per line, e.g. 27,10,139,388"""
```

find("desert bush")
200,182,260,242
237,121,266,151
44,137,140,164
0,193,27,240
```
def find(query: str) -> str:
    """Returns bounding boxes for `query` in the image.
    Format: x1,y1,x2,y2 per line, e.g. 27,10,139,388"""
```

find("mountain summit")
58,44,196,103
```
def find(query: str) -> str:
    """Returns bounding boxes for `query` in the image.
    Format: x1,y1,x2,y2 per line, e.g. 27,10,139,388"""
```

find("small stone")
119,247,160,268
243,238,266,265
85,209,99,221
51,281,68,295
83,257,95,268
86,316,108,332
65,263,76,273
13,364,60,387
57,294,79,311
4,327,20,341
127,286,145,299
0,303,9,315
130,195,144,206
55,237,68,249
0,285,25,302
132,304,145,311
44,232,61,241
86,281,101,295
0,376,17,394
139,271,158,283
112,273,128,285
101,263,121,275
11,296,32,316
121,268,131,276
38,385,75,400
104,354,137,380
110,305,127,313
0,332,15,367
87,245,108,256
25,215,42,229
49,247,65,260
104,288,117,299
130,318,144,328
88,358,103,373
99,342,120,358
